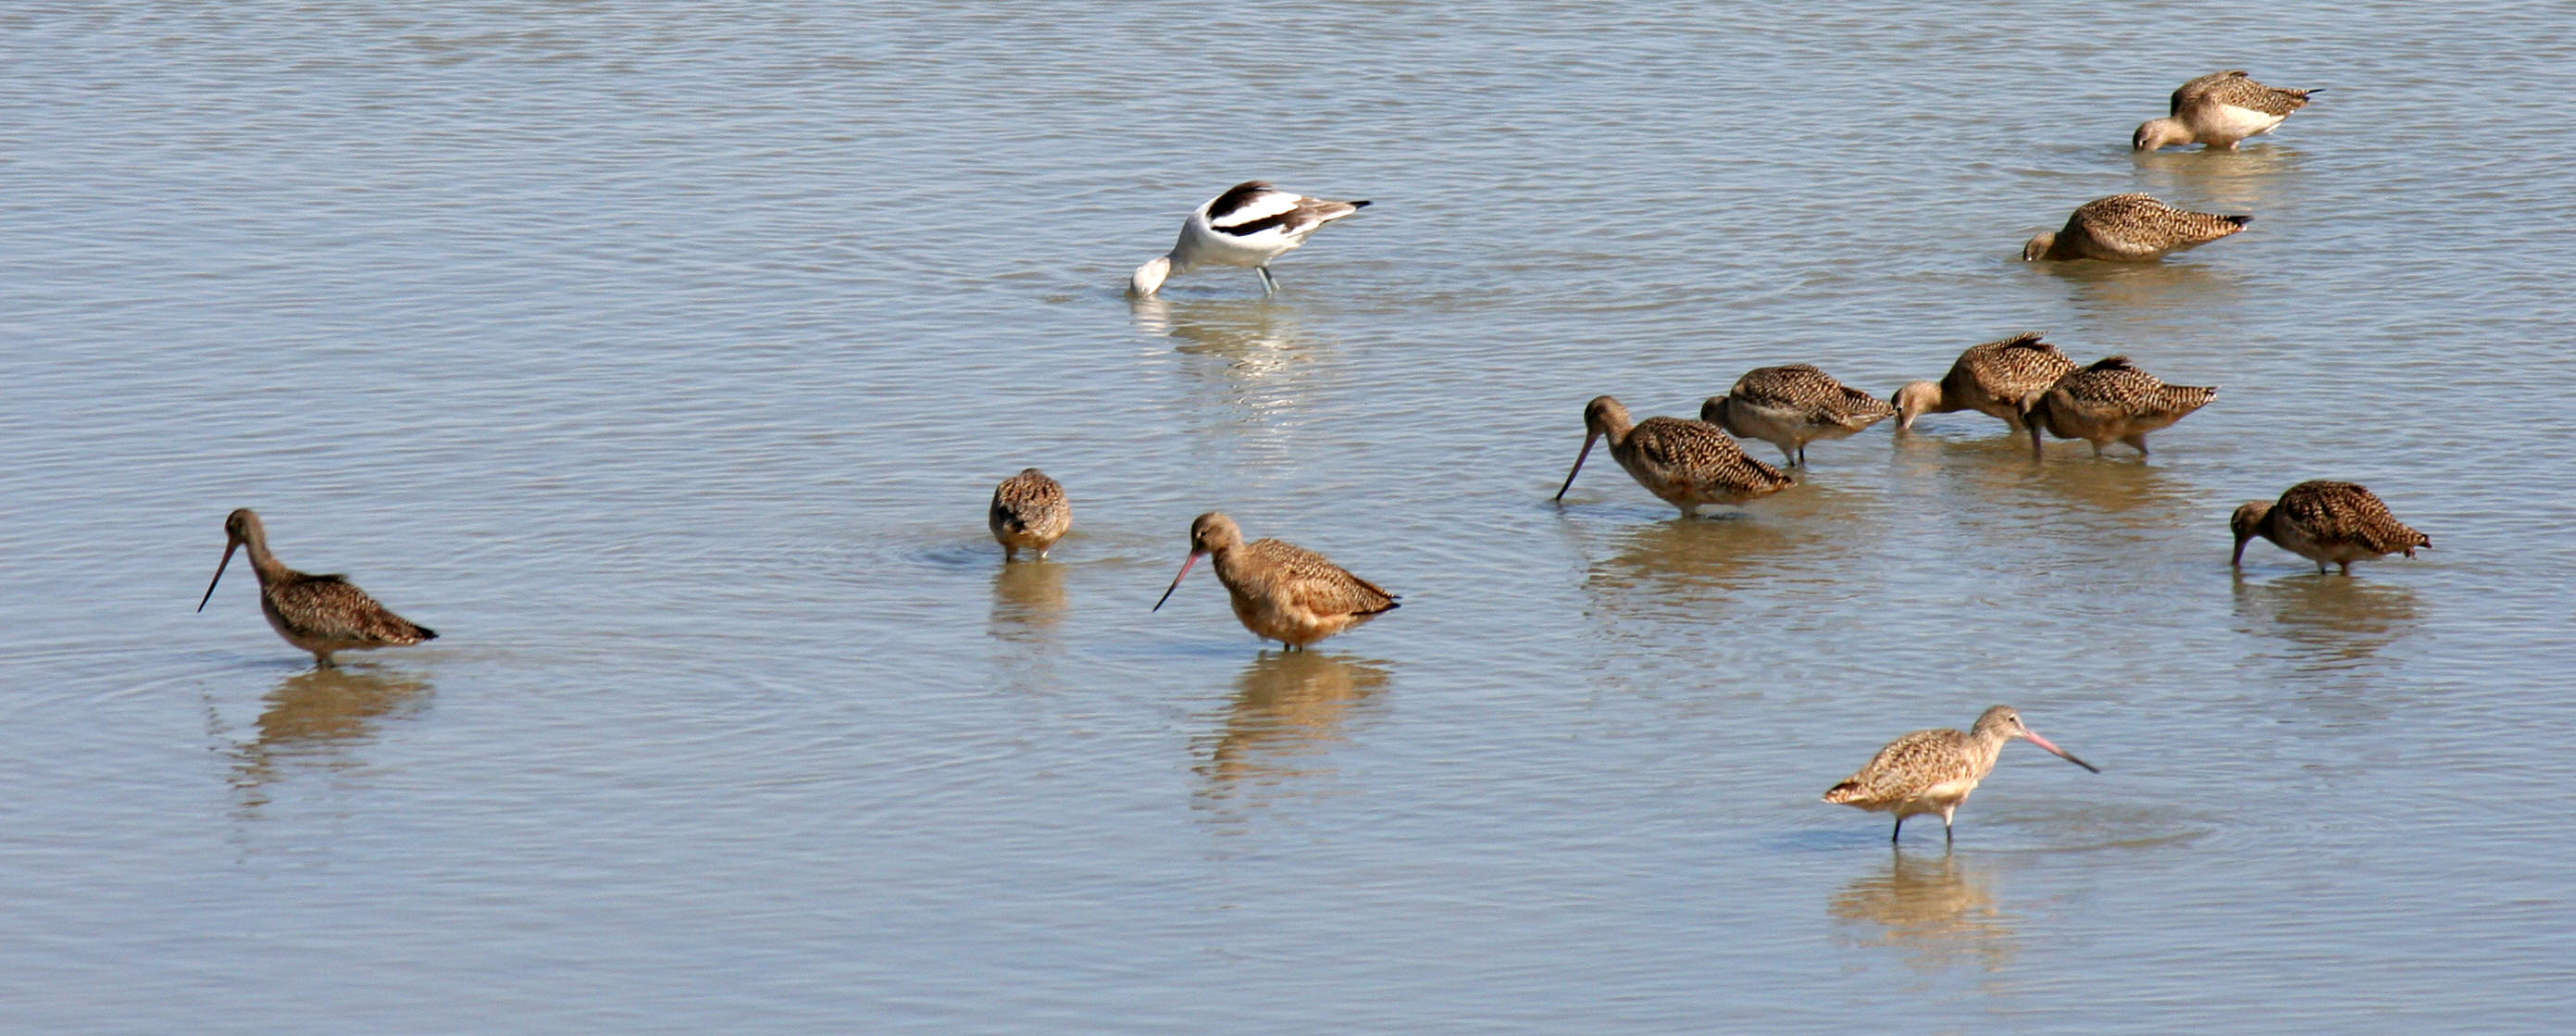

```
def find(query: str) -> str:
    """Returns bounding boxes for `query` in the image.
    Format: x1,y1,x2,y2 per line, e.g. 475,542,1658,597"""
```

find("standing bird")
2233,481,2431,575
1824,705,2099,845
195,508,436,668
1699,364,1897,467
2022,356,2216,458
2135,70,2320,152
989,468,1071,561
1129,181,1371,297
1151,513,1397,651
1556,396,1794,517
1890,331,2078,433
2022,193,2250,262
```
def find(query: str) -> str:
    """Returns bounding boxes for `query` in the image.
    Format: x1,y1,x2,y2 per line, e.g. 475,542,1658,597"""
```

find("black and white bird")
1129,181,1370,297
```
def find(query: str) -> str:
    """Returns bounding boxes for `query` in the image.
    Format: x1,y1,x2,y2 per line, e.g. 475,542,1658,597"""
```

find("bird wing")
2280,481,2427,555
2170,70,2246,115
2197,72,2312,116
1204,181,1365,240
989,470,1067,533
1250,539,1399,617
1957,332,2074,403
1831,730,1979,806
269,573,433,644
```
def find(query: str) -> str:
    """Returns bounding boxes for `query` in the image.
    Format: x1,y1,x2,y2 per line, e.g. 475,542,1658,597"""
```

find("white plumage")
1130,181,1371,296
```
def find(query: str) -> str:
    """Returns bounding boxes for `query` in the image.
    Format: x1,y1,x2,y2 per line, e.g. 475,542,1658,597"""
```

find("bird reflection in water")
2133,144,2306,213
1827,850,2015,973
988,556,1068,639
225,666,432,810
2231,571,2423,677
1195,652,1389,806
1134,293,1338,468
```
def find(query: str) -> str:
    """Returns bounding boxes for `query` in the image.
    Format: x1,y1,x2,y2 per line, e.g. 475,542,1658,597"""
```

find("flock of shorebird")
198,71,2432,846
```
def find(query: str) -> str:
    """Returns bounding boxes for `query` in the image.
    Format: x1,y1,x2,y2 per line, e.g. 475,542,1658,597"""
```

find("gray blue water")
4,1,2571,1031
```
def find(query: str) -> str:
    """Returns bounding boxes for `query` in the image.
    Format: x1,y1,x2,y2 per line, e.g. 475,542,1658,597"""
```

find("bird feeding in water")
196,508,436,668
1555,395,1793,518
2022,193,2250,262
1129,181,1371,297
2232,481,2430,576
1889,331,2078,433
1824,705,2099,845
989,468,1070,561
2021,356,2217,459
1151,512,1398,651
2134,69,2319,152
1699,364,1897,467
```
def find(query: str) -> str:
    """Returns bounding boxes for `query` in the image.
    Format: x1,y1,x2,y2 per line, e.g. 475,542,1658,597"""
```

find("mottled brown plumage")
1556,395,1793,517
1699,364,1896,466
2233,481,2431,575
1152,513,1397,650
196,508,436,668
2023,356,2217,458
2135,70,2318,151
989,468,1070,561
2022,193,2251,262
1891,331,2078,432
1824,705,2098,844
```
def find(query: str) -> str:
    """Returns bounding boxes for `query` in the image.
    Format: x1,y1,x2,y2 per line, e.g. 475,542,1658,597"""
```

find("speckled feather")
2259,481,2431,557
1724,365,1896,429
989,468,1070,557
2029,193,2249,261
1943,332,2076,411
1823,727,1993,810
266,573,436,648
1238,538,1400,618
1619,415,1795,507
2174,70,2315,119
2027,356,2216,455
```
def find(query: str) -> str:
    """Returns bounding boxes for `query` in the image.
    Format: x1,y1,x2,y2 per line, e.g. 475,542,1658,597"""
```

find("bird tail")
1823,780,1862,804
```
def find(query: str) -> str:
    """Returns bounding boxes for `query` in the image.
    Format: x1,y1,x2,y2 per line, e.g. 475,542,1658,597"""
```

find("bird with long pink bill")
1824,705,2098,845
196,508,436,668
1555,395,1792,518
1151,512,1397,651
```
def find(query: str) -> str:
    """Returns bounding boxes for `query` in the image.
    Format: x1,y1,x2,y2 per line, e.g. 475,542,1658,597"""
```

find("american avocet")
2233,481,2431,575
2135,70,2320,152
2022,193,2250,262
1700,364,1897,467
1825,705,2099,845
1556,396,1793,517
1129,181,1371,297
989,468,1070,561
2022,356,2217,458
1151,513,1398,651
196,508,436,668
1891,331,2078,433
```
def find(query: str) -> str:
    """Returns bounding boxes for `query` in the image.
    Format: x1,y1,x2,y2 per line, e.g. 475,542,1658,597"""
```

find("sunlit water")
4,2,2571,1031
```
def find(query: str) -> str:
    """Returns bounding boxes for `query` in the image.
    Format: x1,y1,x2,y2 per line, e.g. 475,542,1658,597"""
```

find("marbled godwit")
1151,513,1397,650
2233,481,2431,575
1699,364,1897,467
1825,705,2098,845
1556,396,1793,517
2022,356,2216,458
2135,70,2319,152
989,468,1070,561
1890,331,2078,433
196,508,435,668
1130,181,1371,297
2022,193,2250,262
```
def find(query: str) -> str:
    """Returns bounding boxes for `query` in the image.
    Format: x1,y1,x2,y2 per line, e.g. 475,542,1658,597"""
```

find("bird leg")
1890,816,1905,843
1256,267,1279,295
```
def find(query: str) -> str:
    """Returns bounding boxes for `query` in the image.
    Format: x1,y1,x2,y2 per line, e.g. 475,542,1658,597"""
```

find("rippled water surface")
6,2,2572,1031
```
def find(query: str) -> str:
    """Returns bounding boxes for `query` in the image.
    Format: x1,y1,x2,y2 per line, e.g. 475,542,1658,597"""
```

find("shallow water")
5,1,2572,1031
